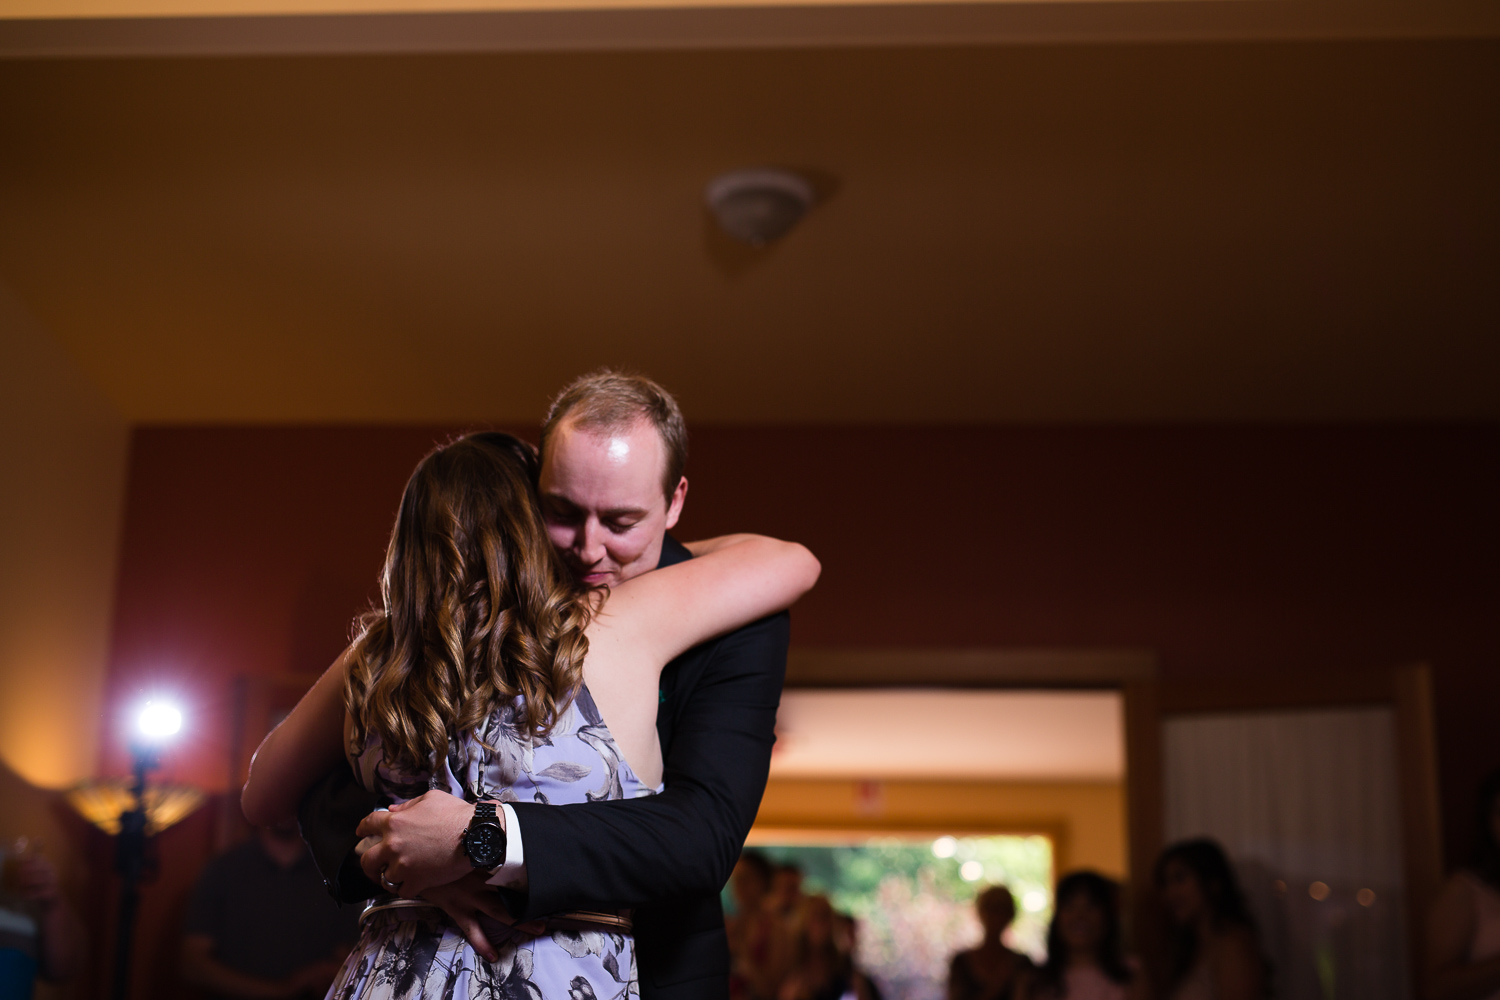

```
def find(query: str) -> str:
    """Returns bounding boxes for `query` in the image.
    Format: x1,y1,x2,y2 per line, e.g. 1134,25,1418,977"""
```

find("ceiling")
770,689,1124,780
1,37,1497,425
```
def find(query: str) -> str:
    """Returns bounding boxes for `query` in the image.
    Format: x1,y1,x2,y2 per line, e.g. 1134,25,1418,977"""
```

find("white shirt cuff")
485,803,526,888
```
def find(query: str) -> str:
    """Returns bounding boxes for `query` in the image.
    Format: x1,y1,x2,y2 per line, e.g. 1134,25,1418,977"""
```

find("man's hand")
420,870,545,963
356,790,493,899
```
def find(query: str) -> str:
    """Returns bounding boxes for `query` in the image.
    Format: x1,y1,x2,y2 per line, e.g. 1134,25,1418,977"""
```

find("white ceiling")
769,689,1124,781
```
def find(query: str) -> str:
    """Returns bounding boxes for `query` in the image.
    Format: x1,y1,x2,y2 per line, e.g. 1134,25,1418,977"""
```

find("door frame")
783,647,1163,941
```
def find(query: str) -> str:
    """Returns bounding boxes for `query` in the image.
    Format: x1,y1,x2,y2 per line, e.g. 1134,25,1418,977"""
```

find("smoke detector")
704,168,816,246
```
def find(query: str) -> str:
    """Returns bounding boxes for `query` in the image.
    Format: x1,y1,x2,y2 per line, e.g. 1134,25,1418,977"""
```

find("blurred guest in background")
778,894,850,1000
774,862,808,924
835,912,884,1000
1020,871,1144,1000
0,839,83,998
1155,839,1267,1000
181,821,357,999
730,850,787,1000
948,885,1032,1000
1427,767,1500,1000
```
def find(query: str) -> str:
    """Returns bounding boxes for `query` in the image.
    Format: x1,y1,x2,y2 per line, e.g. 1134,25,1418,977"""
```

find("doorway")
746,654,1147,1000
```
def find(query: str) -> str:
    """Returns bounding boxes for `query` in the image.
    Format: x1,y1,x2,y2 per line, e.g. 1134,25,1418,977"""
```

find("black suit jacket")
299,535,789,1000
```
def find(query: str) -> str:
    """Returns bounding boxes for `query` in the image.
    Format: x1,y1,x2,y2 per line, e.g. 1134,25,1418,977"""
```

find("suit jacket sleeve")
504,609,789,919
298,763,381,903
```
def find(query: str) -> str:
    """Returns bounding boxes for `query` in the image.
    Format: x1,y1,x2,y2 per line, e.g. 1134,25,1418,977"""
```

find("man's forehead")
544,417,665,477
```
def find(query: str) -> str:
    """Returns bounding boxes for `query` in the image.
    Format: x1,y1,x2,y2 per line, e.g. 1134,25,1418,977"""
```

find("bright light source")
1022,890,1048,912
932,837,957,859
1357,888,1376,908
960,860,983,882
137,701,182,741
1308,881,1331,902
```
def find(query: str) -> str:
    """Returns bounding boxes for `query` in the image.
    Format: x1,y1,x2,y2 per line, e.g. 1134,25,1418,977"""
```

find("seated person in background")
1155,839,1266,1000
949,885,1033,1000
1428,767,1500,1000
181,821,358,999
0,840,83,999
1020,871,1145,1000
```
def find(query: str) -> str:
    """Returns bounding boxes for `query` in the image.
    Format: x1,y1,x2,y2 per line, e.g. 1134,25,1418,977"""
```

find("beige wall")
751,778,1127,880
0,283,127,999
0,283,128,791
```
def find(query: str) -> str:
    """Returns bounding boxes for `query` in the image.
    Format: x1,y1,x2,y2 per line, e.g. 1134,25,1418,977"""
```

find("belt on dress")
359,897,633,935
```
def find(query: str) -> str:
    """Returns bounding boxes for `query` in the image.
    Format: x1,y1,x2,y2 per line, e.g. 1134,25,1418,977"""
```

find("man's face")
539,417,687,588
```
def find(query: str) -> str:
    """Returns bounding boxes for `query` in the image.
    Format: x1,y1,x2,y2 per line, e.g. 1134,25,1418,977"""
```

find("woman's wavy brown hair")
344,432,593,772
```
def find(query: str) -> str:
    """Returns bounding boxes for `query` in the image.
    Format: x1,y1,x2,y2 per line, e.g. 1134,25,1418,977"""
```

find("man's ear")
663,477,688,531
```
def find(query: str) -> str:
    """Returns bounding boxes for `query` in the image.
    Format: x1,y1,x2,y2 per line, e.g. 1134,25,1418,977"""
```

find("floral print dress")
328,687,659,1000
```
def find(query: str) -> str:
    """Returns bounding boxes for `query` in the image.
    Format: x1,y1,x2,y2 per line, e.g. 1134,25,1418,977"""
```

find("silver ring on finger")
380,868,403,892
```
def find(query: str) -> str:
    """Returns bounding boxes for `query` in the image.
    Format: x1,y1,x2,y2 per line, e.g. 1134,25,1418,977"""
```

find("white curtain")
1163,707,1409,1000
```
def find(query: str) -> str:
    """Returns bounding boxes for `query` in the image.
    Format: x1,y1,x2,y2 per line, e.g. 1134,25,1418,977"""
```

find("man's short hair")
541,369,687,504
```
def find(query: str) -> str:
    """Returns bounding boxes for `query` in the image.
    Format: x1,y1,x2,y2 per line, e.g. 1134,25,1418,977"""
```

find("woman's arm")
600,535,820,665
1427,874,1500,1000
241,651,352,827
681,533,760,558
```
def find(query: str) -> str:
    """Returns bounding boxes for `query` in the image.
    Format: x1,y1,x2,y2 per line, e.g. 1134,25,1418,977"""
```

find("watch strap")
462,801,505,869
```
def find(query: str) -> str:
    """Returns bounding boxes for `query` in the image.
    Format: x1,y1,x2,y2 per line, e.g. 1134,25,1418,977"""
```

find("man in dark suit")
299,370,788,999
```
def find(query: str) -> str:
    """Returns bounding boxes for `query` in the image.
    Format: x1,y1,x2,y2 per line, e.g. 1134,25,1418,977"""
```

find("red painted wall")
97,424,1499,994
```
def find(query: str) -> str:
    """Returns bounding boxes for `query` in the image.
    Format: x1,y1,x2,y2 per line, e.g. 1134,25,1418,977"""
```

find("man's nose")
578,519,607,565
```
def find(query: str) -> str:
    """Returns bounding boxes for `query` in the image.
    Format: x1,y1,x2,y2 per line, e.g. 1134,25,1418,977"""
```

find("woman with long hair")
242,433,820,1000
948,885,1032,1000
1427,768,1500,1000
1018,871,1144,1000
1155,839,1266,1000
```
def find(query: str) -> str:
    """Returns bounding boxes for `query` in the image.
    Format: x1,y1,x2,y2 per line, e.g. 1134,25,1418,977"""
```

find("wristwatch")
460,802,507,869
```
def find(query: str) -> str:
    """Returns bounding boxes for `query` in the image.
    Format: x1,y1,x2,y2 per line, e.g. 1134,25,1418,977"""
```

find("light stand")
110,741,158,1000
63,699,189,1000
63,759,203,1000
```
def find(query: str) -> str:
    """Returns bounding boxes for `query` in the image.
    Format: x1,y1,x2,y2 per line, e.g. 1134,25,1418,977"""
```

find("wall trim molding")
3,0,1498,59
785,646,1158,688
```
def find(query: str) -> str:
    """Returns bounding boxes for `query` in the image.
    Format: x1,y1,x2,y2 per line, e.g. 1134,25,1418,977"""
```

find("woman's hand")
419,871,545,963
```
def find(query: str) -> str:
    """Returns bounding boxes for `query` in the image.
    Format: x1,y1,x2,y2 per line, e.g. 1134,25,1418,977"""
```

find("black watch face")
466,824,504,868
